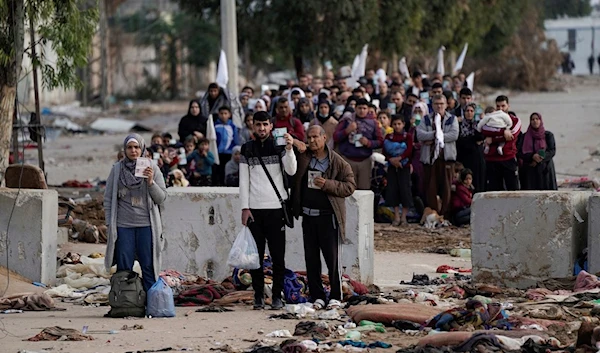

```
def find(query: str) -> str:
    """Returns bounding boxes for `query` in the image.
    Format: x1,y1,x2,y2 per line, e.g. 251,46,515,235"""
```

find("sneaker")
270,297,284,310
326,299,342,310
253,296,265,310
313,299,326,310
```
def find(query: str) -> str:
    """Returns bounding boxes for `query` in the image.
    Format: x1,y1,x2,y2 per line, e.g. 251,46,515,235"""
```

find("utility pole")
29,13,44,174
99,0,109,110
220,0,238,94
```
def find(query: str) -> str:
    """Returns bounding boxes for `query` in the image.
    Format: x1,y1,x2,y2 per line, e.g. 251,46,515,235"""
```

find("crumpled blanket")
25,326,93,341
174,284,231,306
574,270,600,292
0,293,61,311
426,300,510,331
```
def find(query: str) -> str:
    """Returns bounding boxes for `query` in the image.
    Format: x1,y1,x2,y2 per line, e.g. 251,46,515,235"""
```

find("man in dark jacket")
200,82,244,128
291,125,356,310
333,98,383,190
453,88,473,119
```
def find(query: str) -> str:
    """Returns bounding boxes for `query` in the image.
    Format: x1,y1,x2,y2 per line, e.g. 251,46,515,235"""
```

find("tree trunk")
293,55,304,78
0,0,25,185
168,39,178,100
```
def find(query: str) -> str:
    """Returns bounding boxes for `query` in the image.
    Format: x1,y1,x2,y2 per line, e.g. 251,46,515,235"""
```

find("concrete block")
471,191,591,289
587,194,600,273
161,188,374,284
57,227,69,245
0,189,58,285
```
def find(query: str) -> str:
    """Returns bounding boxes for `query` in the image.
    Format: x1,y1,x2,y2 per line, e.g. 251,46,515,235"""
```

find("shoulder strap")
254,144,288,202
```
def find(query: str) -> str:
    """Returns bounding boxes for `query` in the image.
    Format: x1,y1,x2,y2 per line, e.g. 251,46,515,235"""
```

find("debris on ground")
25,326,94,341
375,223,470,252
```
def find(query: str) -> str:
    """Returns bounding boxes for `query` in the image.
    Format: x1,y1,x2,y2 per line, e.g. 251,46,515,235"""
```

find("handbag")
255,145,294,228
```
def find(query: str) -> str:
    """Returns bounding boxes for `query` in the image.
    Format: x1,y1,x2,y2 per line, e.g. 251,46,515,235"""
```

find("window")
568,29,577,51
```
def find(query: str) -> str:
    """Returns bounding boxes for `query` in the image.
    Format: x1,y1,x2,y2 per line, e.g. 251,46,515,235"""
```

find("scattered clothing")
26,326,94,341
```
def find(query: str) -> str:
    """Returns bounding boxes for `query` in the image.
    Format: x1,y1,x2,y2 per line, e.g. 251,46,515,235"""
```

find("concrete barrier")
161,188,374,284
588,194,600,273
471,191,591,289
0,189,58,285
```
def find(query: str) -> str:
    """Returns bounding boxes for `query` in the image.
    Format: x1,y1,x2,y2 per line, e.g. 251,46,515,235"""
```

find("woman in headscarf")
178,100,208,142
456,103,486,193
309,99,338,149
294,97,314,124
517,113,557,190
254,98,267,112
342,96,358,115
104,134,168,292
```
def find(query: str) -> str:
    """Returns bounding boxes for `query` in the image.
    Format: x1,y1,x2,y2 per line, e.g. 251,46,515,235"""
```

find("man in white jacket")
239,111,297,310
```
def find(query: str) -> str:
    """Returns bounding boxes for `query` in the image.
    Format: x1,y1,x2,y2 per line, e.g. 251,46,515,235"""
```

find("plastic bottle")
344,330,361,340
178,148,187,166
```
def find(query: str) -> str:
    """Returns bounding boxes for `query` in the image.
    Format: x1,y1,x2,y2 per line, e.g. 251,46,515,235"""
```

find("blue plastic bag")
146,278,175,317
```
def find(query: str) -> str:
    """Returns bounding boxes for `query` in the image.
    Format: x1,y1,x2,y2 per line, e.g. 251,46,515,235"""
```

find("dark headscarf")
178,100,208,142
294,97,313,123
460,103,478,138
522,112,547,154
120,133,146,189
316,100,332,124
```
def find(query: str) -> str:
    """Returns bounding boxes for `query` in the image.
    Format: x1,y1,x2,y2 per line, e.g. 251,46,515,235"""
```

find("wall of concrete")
161,188,374,284
471,191,592,289
0,189,58,285
588,194,600,273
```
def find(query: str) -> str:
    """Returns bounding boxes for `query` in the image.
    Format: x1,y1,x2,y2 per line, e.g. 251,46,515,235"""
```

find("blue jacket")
187,150,215,176
215,119,239,154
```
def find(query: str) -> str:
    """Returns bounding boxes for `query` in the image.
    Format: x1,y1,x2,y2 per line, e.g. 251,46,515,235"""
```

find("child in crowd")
477,110,512,155
225,146,241,187
214,106,239,186
162,132,174,146
116,150,124,161
378,111,393,136
451,168,474,226
184,136,196,156
151,133,164,147
383,116,414,226
187,138,215,186
239,113,254,144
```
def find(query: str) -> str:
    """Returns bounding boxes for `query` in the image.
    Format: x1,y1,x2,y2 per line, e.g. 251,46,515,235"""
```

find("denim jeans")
115,226,155,291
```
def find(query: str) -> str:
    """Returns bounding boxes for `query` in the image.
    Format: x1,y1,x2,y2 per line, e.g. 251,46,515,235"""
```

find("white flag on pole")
466,72,475,91
437,46,446,75
216,50,228,89
453,43,469,74
206,116,220,165
352,44,369,81
399,57,410,79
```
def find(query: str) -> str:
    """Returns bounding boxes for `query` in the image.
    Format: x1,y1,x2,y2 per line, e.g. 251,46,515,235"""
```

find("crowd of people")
106,69,559,312
141,69,557,227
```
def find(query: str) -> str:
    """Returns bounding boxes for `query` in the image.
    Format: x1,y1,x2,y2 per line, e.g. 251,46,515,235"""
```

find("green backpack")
106,270,146,318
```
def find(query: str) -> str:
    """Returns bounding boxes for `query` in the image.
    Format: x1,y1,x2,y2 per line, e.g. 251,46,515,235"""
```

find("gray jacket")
416,111,459,164
104,162,167,280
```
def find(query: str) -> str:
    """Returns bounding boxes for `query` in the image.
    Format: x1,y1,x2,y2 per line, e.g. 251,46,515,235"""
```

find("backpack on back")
106,270,146,318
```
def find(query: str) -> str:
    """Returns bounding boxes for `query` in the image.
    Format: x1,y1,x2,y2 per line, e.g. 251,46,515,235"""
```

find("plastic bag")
227,226,260,269
146,278,175,317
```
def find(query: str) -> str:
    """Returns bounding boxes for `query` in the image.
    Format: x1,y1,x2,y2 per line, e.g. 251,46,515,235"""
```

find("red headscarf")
522,112,546,154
